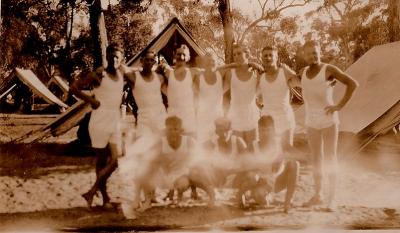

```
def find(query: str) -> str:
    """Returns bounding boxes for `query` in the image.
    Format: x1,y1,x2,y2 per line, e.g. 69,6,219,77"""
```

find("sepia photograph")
1,0,400,232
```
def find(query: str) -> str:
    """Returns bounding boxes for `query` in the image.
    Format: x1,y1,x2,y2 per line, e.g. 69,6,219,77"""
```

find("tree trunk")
388,0,400,42
0,0,2,35
76,0,108,145
217,0,234,63
88,0,108,68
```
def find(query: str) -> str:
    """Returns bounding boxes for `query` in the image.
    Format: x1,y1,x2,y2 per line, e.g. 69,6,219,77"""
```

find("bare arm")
158,74,168,96
222,71,231,116
222,69,231,94
124,70,136,89
248,62,264,74
282,64,301,88
69,68,102,109
189,67,204,77
192,72,200,97
325,64,359,113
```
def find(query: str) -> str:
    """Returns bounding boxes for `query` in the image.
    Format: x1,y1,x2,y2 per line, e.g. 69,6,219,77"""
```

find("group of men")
70,40,358,219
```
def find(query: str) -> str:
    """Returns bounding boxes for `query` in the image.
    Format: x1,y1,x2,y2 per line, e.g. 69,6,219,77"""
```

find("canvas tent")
127,17,206,67
14,68,69,108
295,41,400,151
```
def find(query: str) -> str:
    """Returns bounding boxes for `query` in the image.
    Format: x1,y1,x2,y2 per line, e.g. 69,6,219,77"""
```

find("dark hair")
262,45,278,53
143,50,156,57
232,43,250,55
258,115,274,128
303,40,321,49
176,44,190,56
106,43,124,55
165,115,182,126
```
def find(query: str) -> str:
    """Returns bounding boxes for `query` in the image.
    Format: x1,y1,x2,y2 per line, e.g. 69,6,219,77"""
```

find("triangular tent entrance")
127,17,206,67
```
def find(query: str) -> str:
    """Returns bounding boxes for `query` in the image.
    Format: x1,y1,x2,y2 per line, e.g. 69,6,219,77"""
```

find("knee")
286,160,299,171
108,158,118,169
175,176,190,191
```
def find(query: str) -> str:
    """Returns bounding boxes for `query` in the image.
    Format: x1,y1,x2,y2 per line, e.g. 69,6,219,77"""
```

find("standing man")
224,43,259,152
70,43,127,209
258,45,297,150
194,53,225,142
299,40,358,211
162,44,201,136
126,51,167,136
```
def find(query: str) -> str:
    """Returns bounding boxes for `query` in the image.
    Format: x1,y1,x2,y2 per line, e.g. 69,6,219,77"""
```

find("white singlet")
159,136,192,188
133,71,167,135
209,133,245,157
197,71,224,141
89,71,124,148
259,68,295,144
301,64,339,129
167,68,197,133
228,69,259,131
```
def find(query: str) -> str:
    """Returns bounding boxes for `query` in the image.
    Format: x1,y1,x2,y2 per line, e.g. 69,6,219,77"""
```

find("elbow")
69,85,78,95
350,79,359,92
353,79,359,89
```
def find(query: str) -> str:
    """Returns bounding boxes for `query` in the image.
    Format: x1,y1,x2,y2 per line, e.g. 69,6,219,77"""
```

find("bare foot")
123,209,138,220
191,190,199,200
82,192,94,208
322,201,337,212
302,195,323,207
102,202,114,210
283,202,293,214
163,190,174,201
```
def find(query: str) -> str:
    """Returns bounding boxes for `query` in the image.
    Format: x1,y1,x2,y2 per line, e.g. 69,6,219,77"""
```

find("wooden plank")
0,84,17,100
12,100,91,143
51,103,92,136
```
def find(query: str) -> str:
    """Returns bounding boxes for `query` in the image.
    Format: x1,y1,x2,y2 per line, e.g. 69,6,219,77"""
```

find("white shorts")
261,107,296,145
228,106,259,132
168,106,197,133
136,107,167,136
305,108,339,129
89,108,121,148
197,110,223,142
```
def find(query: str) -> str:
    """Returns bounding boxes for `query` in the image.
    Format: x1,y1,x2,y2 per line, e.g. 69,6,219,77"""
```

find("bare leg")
303,127,324,207
175,176,190,202
190,185,199,200
281,130,302,156
275,161,300,213
82,147,108,207
243,129,256,153
189,170,216,205
164,189,175,201
322,124,339,211
83,143,119,207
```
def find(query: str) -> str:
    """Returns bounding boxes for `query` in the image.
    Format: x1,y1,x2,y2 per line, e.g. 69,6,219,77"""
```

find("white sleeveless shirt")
167,68,195,111
259,68,291,114
93,71,124,111
197,71,224,140
198,71,223,116
210,133,244,156
133,71,165,112
259,68,296,137
301,64,339,129
167,68,196,132
89,71,124,148
228,69,259,131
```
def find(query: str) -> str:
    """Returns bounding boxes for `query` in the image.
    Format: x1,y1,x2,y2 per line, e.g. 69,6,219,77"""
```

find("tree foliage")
308,0,393,68
0,0,154,80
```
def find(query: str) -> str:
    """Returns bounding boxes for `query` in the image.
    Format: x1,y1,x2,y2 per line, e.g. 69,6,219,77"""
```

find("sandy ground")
1,114,400,232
